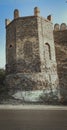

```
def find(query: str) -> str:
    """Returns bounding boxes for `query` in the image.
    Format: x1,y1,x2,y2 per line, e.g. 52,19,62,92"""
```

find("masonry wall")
54,29,67,100
15,16,41,73
37,17,58,87
6,16,41,73
6,21,16,73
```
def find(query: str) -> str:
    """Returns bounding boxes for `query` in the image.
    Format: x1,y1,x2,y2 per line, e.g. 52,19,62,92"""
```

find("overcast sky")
0,0,67,68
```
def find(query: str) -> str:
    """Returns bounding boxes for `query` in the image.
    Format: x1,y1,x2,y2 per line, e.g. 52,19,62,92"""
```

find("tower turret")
47,15,52,21
14,9,19,19
34,7,40,16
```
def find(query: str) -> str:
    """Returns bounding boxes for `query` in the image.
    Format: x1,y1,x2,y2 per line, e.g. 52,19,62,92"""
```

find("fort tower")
5,7,59,98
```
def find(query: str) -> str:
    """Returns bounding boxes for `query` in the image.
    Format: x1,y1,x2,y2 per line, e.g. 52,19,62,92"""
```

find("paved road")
0,107,67,130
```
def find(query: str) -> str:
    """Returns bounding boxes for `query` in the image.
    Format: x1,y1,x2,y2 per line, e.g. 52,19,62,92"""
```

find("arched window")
45,43,51,61
24,42,32,60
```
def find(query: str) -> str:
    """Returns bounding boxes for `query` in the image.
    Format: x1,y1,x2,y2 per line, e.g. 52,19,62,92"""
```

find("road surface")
0,105,67,130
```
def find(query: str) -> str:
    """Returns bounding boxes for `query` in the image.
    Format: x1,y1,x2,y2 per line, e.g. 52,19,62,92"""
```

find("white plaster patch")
12,88,57,102
13,90,44,102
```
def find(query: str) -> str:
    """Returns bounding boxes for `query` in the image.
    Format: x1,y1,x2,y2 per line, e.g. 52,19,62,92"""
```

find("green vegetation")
0,69,5,85
0,69,9,103
0,69,6,93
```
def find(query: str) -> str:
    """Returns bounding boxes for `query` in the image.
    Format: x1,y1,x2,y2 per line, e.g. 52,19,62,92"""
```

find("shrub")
0,69,5,85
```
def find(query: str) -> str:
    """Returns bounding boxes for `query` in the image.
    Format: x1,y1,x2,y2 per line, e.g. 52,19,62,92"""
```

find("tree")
0,69,5,85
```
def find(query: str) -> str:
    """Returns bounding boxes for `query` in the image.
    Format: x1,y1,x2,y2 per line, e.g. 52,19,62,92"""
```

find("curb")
0,105,67,110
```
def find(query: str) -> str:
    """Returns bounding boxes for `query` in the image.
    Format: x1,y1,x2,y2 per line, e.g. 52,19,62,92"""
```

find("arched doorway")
45,43,51,65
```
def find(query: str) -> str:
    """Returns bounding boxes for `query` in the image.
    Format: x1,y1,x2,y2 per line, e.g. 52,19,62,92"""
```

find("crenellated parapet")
5,19,11,27
5,7,52,28
14,9,20,19
54,23,67,31
54,23,67,43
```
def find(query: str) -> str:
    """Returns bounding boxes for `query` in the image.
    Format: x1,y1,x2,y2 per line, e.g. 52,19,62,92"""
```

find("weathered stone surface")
6,72,58,92
54,28,67,101
5,8,59,102
13,90,59,103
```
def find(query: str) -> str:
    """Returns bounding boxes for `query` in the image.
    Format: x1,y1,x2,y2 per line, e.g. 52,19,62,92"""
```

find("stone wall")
37,17,56,70
5,9,59,102
37,17,58,88
54,28,67,101
15,17,41,73
6,16,41,73
6,21,16,73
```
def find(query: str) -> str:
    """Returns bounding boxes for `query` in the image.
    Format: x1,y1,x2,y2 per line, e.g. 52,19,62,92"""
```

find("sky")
0,0,67,68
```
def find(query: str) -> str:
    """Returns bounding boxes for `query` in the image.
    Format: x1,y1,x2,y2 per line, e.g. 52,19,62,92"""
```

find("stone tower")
5,7,59,96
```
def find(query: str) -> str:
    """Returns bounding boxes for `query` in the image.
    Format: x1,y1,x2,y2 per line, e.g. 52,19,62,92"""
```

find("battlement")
54,23,67,43
54,23,67,31
5,7,52,27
